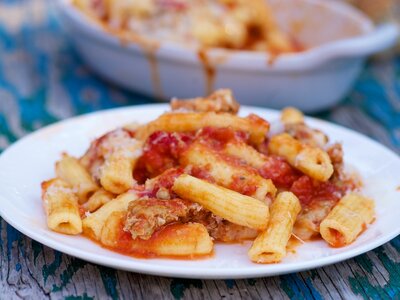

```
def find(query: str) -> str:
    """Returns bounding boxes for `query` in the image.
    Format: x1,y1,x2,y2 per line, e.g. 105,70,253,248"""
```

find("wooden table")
1,1,400,299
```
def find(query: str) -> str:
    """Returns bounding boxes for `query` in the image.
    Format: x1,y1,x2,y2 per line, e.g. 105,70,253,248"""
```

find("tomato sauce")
197,48,215,96
149,168,184,198
247,114,270,127
189,166,216,183
259,155,299,189
257,138,270,156
230,175,258,196
197,127,249,150
290,175,345,207
329,229,346,248
139,131,194,177
110,222,213,260
134,127,252,181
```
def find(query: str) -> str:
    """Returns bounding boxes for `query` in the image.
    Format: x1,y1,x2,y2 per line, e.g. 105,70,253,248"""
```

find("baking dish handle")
323,23,399,57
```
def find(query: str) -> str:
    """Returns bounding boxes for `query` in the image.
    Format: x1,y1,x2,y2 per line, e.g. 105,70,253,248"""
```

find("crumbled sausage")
124,198,202,239
170,89,240,114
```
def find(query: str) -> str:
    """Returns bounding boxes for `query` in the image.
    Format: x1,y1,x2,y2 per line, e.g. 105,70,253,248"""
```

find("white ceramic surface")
0,105,399,279
55,0,399,112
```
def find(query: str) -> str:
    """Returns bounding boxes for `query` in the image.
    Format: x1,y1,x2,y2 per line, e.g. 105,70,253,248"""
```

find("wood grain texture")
0,0,400,299
3,220,400,300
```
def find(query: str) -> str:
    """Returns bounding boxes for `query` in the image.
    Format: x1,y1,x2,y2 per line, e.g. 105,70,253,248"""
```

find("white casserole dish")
55,0,399,112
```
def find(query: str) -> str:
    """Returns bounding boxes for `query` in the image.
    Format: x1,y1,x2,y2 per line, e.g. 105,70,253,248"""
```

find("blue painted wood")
0,1,399,299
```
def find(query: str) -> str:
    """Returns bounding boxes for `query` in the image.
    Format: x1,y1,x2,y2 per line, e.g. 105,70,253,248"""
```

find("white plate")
0,104,399,279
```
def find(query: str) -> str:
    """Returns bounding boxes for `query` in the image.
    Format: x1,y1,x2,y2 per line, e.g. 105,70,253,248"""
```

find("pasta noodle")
180,142,276,201
82,188,115,213
82,192,138,241
248,192,301,263
100,140,143,194
280,107,304,124
101,212,213,256
268,133,333,181
224,142,268,169
41,178,82,235
320,194,375,247
55,154,98,204
172,174,270,230
293,200,337,240
135,112,269,145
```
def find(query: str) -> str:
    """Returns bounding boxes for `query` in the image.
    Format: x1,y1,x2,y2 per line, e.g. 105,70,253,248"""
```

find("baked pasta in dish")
41,89,375,263
73,0,300,53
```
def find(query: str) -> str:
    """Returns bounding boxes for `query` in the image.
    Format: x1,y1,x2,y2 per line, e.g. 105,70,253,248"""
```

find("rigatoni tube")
172,174,269,230
82,191,137,241
248,192,301,263
55,154,98,204
268,133,333,182
320,193,375,247
42,178,82,235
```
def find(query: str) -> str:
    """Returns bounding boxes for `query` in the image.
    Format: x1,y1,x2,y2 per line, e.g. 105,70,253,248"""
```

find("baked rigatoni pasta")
280,107,304,125
55,154,98,203
170,89,240,114
320,194,375,247
248,192,301,263
82,188,115,213
100,140,143,194
180,142,276,201
41,89,375,263
268,133,333,182
135,112,270,146
42,178,82,235
223,142,267,169
280,108,328,148
101,211,213,256
293,200,337,240
173,174,269,230
73,0,298,53
83,192,137,241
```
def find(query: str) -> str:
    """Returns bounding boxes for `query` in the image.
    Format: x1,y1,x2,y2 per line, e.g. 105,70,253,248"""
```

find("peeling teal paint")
0,220,3,249
64,293,94,300
280,273,323,300
309,270,318,280
304,277,323,300
348,245,400,299
224,279,235,289
349,274,389,299
279,276,295,298
348,276,369,300
6,224,21,259
32,240,42,265
98,266,119,300
354,255,374,274
170,278,203,300
390,237,400,251
42,251,62,284
374,247,400,296
52,257,87,292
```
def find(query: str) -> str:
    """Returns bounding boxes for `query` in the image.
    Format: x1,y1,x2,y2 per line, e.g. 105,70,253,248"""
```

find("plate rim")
0,103,399,279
